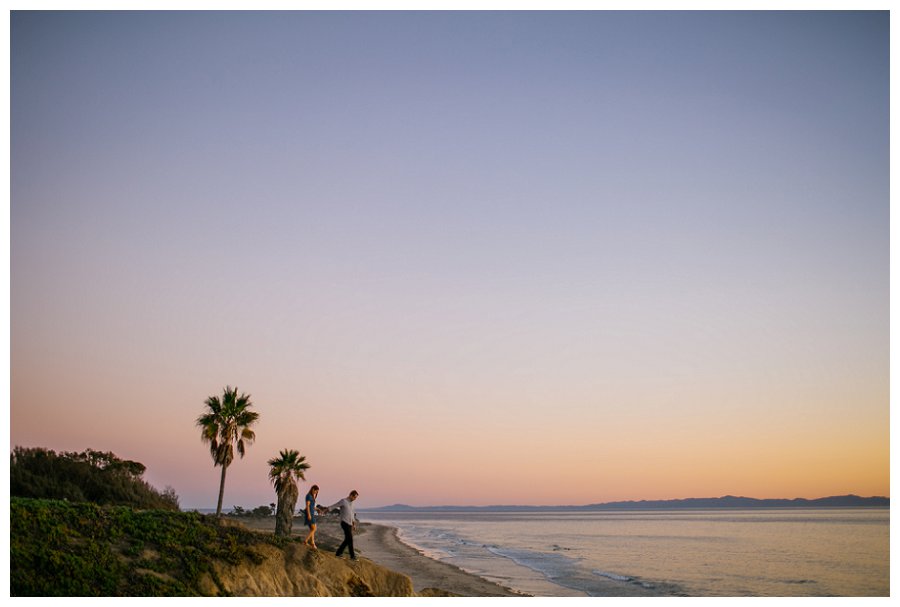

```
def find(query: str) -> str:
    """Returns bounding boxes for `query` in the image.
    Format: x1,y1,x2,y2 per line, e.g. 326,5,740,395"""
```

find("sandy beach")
352,521,526,596
233,514,524,596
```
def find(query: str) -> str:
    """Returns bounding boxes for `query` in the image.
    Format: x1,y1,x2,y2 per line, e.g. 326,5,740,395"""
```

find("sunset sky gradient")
10,11,889,508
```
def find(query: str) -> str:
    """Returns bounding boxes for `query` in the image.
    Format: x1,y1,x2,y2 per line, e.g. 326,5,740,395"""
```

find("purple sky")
11,11,889,508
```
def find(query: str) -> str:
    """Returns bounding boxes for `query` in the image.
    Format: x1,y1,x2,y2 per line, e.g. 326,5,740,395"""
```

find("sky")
9,10,889,509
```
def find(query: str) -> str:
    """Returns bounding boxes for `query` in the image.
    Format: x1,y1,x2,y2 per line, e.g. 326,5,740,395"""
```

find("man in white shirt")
327,490,359,560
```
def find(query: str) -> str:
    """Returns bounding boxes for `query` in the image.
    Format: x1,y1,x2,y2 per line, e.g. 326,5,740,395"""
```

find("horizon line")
180,493,890,512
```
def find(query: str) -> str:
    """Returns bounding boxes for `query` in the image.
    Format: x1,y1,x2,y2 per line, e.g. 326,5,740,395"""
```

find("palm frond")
267,448,311,489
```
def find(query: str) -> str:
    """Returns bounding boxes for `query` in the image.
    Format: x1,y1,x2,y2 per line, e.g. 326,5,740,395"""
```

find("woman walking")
304,485,320,549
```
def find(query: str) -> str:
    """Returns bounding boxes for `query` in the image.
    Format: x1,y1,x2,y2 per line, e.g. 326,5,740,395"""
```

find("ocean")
358,509,889,597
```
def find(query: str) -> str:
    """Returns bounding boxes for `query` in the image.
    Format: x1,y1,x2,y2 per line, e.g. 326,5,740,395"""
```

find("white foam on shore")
364,518,668,597
367,521,578,596
390,525,453,562
593,569,632,582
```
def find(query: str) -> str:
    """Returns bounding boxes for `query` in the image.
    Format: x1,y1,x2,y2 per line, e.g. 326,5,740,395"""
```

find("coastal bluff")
196,539,415,597
10,497,426,597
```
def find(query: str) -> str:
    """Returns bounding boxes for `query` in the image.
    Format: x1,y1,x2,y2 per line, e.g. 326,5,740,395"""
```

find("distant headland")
363,494,889,512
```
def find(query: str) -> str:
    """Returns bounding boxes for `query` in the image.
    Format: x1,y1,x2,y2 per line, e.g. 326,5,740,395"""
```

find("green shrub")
11,447,180,510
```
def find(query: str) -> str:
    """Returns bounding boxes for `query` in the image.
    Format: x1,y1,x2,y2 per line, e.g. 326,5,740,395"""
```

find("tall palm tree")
196,386,260,517
268,449,310,537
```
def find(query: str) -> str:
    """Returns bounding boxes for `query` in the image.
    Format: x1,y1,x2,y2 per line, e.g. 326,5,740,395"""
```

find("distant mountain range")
362,494,889,512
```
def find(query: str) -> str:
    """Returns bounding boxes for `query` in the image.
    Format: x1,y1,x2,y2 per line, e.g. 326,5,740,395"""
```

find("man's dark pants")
336,522,355,559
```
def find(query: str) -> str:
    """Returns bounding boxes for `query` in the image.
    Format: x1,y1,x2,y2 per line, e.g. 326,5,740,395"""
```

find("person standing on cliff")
303,485,320,550
327,490,359,561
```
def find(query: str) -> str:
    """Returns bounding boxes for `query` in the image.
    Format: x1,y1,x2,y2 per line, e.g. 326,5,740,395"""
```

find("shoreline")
355,521,527,596
360,520,670,597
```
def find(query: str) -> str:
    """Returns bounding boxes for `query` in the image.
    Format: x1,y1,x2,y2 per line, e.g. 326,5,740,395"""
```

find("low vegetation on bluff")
11,497,289,596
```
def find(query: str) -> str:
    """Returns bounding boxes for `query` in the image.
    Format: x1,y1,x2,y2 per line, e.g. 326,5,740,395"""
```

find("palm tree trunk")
274,496,284,536
274,489,297,537
216,463,228,517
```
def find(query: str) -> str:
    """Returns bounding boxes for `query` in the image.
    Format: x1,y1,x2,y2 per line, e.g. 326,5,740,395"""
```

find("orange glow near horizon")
10,353,889,508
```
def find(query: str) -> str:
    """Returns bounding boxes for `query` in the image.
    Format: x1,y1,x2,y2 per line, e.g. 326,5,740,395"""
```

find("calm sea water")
359,509,889,597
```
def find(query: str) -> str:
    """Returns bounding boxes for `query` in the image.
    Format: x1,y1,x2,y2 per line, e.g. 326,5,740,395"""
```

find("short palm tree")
268,449,310,537
196,386,260,517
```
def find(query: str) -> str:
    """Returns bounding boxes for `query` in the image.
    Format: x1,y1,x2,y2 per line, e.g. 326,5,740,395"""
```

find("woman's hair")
310,485,319,492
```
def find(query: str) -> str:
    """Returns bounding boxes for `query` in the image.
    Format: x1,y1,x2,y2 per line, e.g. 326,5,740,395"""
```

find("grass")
11,496,294,596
